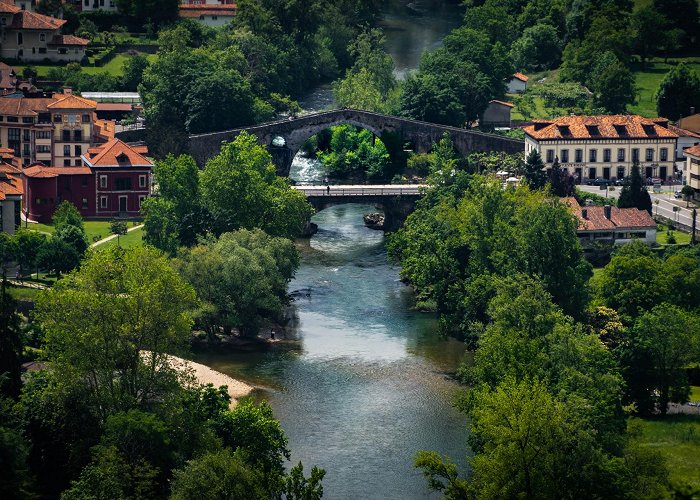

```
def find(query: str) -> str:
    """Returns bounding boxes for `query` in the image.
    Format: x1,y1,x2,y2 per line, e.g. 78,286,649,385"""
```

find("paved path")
6,279,47,289
293,184,426,197
90,224,144,248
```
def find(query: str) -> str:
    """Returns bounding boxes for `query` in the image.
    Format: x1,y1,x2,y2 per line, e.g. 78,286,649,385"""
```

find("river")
197,4,470,498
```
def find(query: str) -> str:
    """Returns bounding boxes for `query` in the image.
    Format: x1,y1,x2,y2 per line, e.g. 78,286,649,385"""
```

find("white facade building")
523,115,679,183
80,0,118,12
507,73,528,93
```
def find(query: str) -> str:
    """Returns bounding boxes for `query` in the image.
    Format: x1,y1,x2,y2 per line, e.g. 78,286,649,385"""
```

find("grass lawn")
691,386,700,403
630,58,700,117
656,223,692,245
632,415,700,491
8,286,41,301
26,220,142,244
31,53,157,78
98,226,144,250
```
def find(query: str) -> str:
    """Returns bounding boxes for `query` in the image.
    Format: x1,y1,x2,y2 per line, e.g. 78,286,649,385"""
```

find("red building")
22,138,153,222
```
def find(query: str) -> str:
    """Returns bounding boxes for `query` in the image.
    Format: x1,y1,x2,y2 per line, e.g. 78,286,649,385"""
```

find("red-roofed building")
0,4,89,62
524,115,679,185
22,139,153,221
507,73,528,93
179,1,237,27
482,99,514,128
0,148,23,233
564,197,657,247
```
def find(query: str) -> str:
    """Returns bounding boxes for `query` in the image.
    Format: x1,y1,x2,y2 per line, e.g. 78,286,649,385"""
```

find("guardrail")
293,185,426,197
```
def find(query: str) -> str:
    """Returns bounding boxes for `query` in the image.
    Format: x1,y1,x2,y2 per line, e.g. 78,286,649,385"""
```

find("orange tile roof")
0,96,56,116
524,115,679,140
9,10,66,30
0,0,21,14
489,99,515,108
23,165,92,178
566,198,655,231
94,118,115,141
179,3,238,17
47,94,97,110
685,144,700,157
83,138,153,168
512,72,529,82
669,124,700,139
49,35,89,46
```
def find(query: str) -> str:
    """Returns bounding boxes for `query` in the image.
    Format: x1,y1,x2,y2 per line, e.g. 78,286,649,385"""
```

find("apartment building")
523,115,679,183
0,2,89,63
0,91,114,167
686,145,700,200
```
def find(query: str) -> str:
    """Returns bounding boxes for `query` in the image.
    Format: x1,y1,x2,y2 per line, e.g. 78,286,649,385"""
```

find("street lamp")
673,205,680,228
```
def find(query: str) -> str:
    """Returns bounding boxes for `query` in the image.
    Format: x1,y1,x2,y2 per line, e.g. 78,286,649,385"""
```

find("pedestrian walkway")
90,224,144,248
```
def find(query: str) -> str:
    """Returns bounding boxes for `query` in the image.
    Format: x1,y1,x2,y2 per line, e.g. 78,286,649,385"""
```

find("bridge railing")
292,185,427,197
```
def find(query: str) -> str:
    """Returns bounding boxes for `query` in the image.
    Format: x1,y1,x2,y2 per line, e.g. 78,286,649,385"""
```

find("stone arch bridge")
187,109,524,175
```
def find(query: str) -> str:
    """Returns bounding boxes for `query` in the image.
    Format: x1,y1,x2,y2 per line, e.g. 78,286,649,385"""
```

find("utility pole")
692,208,697,245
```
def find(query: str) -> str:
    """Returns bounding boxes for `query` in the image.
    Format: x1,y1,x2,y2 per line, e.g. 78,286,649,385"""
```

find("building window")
100,175,107,188
618,148,625,161
64,159,71,166
100,196,107,208
54,114,62,123
561,149,569,163
82,198,88,209
589,149,597,162
38,48,46,54
575,149,583,163
139,175,146,188
63,145,70,156
75,145,82,156
37,130,51,139
22,117,33,124
63,130,70,141
17,33,22,45
646,148,654,161
37,145,50,153
74,130,82,141
602,149,611,162
546,149,554,163
632,148,639,162
40,33,45,42
0,116,3,122
82,114,91,123
115,178,132,190
660,148,668,161
75,159,81,166
23,144,29,157
617,166,625,180
7,116,18,123
23,130,30,141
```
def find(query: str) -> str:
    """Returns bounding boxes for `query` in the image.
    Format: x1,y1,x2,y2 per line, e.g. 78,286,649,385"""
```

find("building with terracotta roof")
507,73,528,93
22,138,153,221
668,124,700,160
685,144,700,200
523,115,678,184
564,197,657,247
677,111,700,135
482,100,514,128
179,1,237,27
79,0,117,12
0,148,23,233
0,89,114,167
0,3,89,62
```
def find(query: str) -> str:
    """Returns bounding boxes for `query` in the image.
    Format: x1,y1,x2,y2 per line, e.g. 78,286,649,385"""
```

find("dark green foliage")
52,200,84,232
120,54,149,91
549,157,574,197
317,125,391,181
655,63,700,120
510,23,563,72
617,161,652,213
652,0,700,49
0,281,22,399
13,230,47,276
115,0,180,24
0,397,31,500
523,149,547,189
36,237,80,277
589,51,636,113
284,462,326,500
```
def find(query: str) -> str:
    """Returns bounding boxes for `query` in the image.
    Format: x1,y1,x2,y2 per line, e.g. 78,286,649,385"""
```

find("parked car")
614,177,626,186
647,176,663,185
674,191,683,199
591,177,612,186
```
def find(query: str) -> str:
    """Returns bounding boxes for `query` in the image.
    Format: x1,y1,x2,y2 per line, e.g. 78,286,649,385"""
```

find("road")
578,185,697,229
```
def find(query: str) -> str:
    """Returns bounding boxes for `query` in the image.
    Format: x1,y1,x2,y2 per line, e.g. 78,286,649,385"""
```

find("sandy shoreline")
167,355,254,405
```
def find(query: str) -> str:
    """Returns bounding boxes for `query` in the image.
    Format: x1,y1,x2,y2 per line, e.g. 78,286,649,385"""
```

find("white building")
80,0,118,12
507,73,528,94
685,144,700,199
566,198,657,247
179,1,236,27
669,124,700,160
523,115,678,183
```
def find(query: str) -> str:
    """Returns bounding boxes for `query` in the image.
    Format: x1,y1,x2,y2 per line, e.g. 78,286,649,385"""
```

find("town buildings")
685,144,700,200
0,146,23,233
179,0,237,27
523,115,679,183
565,197,657,247
0,90,114,167
0,2,89,63
677,111,700,135
22,138,153,222
482,100,513,128
507,73,528,93
79,0,117,13
669,124,700,160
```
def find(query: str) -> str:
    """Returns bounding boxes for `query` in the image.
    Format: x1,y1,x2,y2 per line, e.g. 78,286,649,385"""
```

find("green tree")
626,305,700,415
549,156,574,197
13,230,46,277
170,448,266,500
36,237,80,277
0,281,22,399
631,6,666,66
200,132,314,239
36,247,197,420
509,23,562,72
589,51,636,113
55,224,88,257
617,160,652,213
0,233,17,275
175,229,299,338
109,220,128,247
121,54,149,91
52,200,84,232
414,451,469,499
523,149,547,189
317,125,391,180
284,462,326,500
655,63,700,120
141,198,180,256
0,398,32,499
652,0,700,49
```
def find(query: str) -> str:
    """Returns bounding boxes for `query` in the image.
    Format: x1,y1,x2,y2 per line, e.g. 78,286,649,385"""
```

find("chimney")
63,87,72,95
604,205,612,220
581,208,588,219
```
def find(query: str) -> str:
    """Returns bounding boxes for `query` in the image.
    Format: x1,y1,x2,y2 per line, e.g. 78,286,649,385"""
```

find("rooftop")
512,72,529,82
82,138,152,168
9,9,66,30
524,115,678,141
564,198,656,231
179,3,238,17
685,144,700,158
23,165,92,178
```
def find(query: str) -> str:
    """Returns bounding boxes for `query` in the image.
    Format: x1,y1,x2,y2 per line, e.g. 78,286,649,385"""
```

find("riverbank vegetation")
0,246,325,498
388,139,700,497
